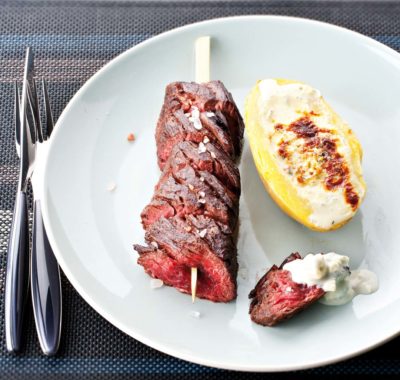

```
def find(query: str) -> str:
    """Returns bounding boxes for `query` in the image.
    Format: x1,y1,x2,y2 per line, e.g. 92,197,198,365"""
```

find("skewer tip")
195,36,211,83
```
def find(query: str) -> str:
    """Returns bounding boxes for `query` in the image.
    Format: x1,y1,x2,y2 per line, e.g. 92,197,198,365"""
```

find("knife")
5,47,36,353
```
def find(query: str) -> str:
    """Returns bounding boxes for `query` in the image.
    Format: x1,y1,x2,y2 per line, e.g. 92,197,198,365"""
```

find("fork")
29,79,62,356
9,76,61,355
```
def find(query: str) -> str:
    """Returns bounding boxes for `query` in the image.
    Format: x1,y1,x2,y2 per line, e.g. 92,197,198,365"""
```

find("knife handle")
5,190,30,353
31,200,62,356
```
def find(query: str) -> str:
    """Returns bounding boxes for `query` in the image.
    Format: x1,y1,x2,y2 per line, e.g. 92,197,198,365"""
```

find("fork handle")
31,200,62,356
5,190,30,353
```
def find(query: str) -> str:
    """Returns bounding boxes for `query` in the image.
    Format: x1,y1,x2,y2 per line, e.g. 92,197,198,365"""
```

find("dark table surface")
1,1,400,379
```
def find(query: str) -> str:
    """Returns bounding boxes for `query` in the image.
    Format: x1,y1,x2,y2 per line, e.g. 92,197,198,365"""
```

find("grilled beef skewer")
134,81,244,302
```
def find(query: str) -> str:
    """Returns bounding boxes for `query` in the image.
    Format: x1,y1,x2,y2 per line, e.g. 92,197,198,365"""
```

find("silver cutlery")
5,47,62,355
30,79,62,356
5,47,35,353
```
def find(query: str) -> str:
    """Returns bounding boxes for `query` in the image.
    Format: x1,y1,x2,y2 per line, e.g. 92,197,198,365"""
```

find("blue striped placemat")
1,1,399,378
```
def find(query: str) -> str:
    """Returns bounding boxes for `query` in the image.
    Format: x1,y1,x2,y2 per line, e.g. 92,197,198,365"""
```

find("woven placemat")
1,1,400,378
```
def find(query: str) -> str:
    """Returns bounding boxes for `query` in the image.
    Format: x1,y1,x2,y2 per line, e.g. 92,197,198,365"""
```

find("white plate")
42,16,400,371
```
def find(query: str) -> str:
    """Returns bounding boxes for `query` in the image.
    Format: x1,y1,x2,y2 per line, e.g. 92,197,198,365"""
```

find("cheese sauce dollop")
283,252,379,305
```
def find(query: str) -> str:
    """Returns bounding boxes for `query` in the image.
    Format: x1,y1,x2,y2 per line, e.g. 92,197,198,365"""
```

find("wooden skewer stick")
195,36,211,84
191,36,211,303
191,267,198,303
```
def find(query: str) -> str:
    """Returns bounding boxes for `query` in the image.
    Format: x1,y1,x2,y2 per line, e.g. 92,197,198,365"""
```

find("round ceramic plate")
42,16,400,371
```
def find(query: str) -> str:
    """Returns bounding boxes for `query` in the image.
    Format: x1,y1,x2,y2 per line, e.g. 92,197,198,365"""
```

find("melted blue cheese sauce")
283,252,378,305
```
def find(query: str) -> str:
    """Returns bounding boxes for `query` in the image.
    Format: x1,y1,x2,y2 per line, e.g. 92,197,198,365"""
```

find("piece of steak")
134,215,237,302
156,81,244,169
135,245,236,302
249,253,326,326
166,141,240,194
141,171,237,231
141,143,239,231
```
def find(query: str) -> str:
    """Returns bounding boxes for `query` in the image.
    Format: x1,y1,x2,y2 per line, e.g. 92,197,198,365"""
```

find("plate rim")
42,15,400,372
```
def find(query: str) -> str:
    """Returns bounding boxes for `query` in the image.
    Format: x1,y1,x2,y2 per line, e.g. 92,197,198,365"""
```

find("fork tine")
32,79,43,143
42,79,54,139
26,84,39,144
14,82,21,150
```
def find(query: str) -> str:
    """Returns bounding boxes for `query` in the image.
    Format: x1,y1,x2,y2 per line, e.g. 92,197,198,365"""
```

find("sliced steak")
135,81,243,303
185,214,235,259
141,175,200,230
142,166,238,230
161,143,239,208
166,141,240,194
249,253,326,326
135,215,237,302
147,215,237,264
167,160,238,214
155,108,207,168
156,81,244,169
199,111,235,158
141,199,175,228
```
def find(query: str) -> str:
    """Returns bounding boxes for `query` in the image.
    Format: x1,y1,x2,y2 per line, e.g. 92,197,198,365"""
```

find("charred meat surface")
156,81,244,169
141,163,238,231
249,253,325,326
135,215,237,302
134,81,243,302
166,141,241,194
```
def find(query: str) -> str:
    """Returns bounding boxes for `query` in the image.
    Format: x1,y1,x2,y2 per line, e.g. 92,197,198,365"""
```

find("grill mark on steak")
142,146,239,230
145,217,207,265
172,81,244,154
165,154,238,213
249,253,326,326
162,143,239,209
198,170,238,213
199,111,235,158
142,170,237,230
170,141,240,194
141,175,201,229
157,108,235,170
145,217,234,270
140,199,176,228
